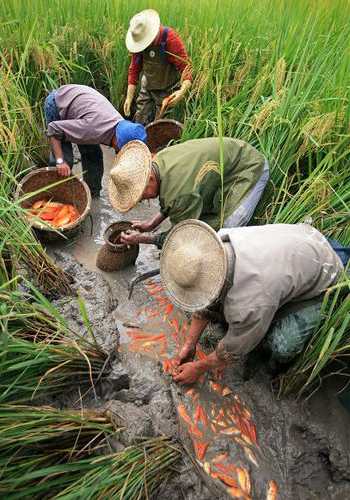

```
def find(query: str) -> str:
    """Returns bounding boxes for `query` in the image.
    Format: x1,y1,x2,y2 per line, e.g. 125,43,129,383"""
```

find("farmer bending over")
124,9,192,125
159,220,347,385
44,84,147,198
108,138,269,246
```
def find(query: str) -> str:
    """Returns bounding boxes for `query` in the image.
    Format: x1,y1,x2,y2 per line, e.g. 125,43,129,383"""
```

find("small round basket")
96,221,139,272
145,118,184,154
15,167,91,242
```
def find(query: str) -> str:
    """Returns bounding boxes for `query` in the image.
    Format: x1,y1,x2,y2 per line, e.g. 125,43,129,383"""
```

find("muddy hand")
120,230,141,245
131,220,152,232
173,361,203,385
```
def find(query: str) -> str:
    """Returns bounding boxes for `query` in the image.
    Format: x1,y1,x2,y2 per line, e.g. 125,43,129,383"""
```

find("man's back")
156,137,264,229
217,224,344,356
47,84,123,145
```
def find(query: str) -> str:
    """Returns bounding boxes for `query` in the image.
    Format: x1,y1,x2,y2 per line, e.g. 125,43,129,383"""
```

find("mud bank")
46,147,350,499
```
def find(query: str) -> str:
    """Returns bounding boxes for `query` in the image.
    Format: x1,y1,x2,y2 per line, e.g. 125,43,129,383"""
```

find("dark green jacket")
154,137,265,247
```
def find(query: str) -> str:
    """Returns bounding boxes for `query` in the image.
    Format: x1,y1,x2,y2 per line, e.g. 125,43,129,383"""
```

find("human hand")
57,163,71,176
120,230,142,245
131,220,153,232
172,361,204,385
166,90,184,108
124,84,136,117
123,97,132,116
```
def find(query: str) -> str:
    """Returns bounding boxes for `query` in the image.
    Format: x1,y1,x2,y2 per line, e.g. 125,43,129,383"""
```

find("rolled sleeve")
216,305,277,362
47,118,96,144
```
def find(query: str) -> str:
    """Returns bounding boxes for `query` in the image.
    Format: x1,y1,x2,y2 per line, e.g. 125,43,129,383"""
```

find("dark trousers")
49,142,103,197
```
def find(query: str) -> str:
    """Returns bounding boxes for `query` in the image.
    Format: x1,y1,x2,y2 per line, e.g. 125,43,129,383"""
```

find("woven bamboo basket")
96,221,139,272
15,167,91,241
145,119,184,154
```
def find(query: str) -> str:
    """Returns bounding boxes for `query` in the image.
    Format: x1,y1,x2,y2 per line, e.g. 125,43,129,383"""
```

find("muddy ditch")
41,148,350,499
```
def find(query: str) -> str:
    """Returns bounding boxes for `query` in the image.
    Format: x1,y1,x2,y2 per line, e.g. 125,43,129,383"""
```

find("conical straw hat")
108,140,152,213
160,220,228,312
126,9,160,53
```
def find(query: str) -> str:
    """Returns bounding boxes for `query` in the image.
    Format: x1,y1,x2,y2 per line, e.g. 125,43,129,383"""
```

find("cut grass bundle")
0,332,108,403
0,436,179,500
0,404,117,498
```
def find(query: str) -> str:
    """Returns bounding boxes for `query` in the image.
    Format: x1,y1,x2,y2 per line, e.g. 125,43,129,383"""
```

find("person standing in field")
108,137,270,247
123,9,192,125
44,84,147,198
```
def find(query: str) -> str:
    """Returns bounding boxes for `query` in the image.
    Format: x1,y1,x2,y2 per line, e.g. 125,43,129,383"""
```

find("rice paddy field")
0,0,350,497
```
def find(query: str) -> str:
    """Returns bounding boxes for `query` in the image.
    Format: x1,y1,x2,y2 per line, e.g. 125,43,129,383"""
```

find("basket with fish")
15,167,91,241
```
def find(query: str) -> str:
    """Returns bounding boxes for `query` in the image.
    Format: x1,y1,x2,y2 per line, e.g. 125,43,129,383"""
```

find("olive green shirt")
154,137,265,247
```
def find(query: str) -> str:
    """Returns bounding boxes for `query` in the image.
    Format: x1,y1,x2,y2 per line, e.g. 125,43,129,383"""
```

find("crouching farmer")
108,138,269,247
44,84,147,197
159,221,346,384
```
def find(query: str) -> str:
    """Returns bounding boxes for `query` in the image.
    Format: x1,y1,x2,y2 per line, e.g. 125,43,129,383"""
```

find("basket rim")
145,118,184,131
15,166,92,232
104,221,134,249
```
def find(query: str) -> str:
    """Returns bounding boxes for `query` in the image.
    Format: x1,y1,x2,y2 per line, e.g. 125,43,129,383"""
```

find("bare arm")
49,136,71,176
132,211,166,232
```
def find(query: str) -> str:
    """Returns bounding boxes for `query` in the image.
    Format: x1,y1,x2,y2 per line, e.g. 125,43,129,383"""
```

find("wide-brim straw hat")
126,9,160,53
160,220,228,312
108,140,152,213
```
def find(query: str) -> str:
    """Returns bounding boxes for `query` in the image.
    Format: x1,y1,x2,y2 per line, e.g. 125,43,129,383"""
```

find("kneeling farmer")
44,84,147,197
124,9,192,124
160,221,345,385
108,138,269,247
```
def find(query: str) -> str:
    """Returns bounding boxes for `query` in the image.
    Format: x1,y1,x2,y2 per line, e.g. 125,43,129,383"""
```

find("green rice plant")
0,332,108,404
278,275,350,398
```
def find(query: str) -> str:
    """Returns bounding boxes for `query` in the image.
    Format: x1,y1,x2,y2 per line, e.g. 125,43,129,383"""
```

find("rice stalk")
0,332,108,403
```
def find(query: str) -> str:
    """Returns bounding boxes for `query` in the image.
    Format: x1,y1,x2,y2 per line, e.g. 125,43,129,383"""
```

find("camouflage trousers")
134,75,180,126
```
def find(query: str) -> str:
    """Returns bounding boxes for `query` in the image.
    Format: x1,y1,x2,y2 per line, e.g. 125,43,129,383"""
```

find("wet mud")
46,146,350,499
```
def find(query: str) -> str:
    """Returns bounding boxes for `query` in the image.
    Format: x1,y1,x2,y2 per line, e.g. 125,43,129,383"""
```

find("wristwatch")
56,158,64,165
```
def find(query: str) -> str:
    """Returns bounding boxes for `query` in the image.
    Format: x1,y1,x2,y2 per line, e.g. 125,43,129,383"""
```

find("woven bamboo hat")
160,220,228,312
108,140,152,213
126,9,160,53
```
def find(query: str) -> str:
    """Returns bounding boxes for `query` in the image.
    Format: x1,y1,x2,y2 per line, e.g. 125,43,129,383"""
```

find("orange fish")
32,199,46,210
211,471,238,488
190,423,203,439
212,453,228,463
177,404,192,426
226,486,250,499
236,467,251,495
164,303,174,316
209,381,224,395
194,404,208,426
266,480,278,500
192,440,208,461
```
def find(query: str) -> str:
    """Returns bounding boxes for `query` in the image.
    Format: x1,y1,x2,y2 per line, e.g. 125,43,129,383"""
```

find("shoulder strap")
160,27,169,57
135,53,143,65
